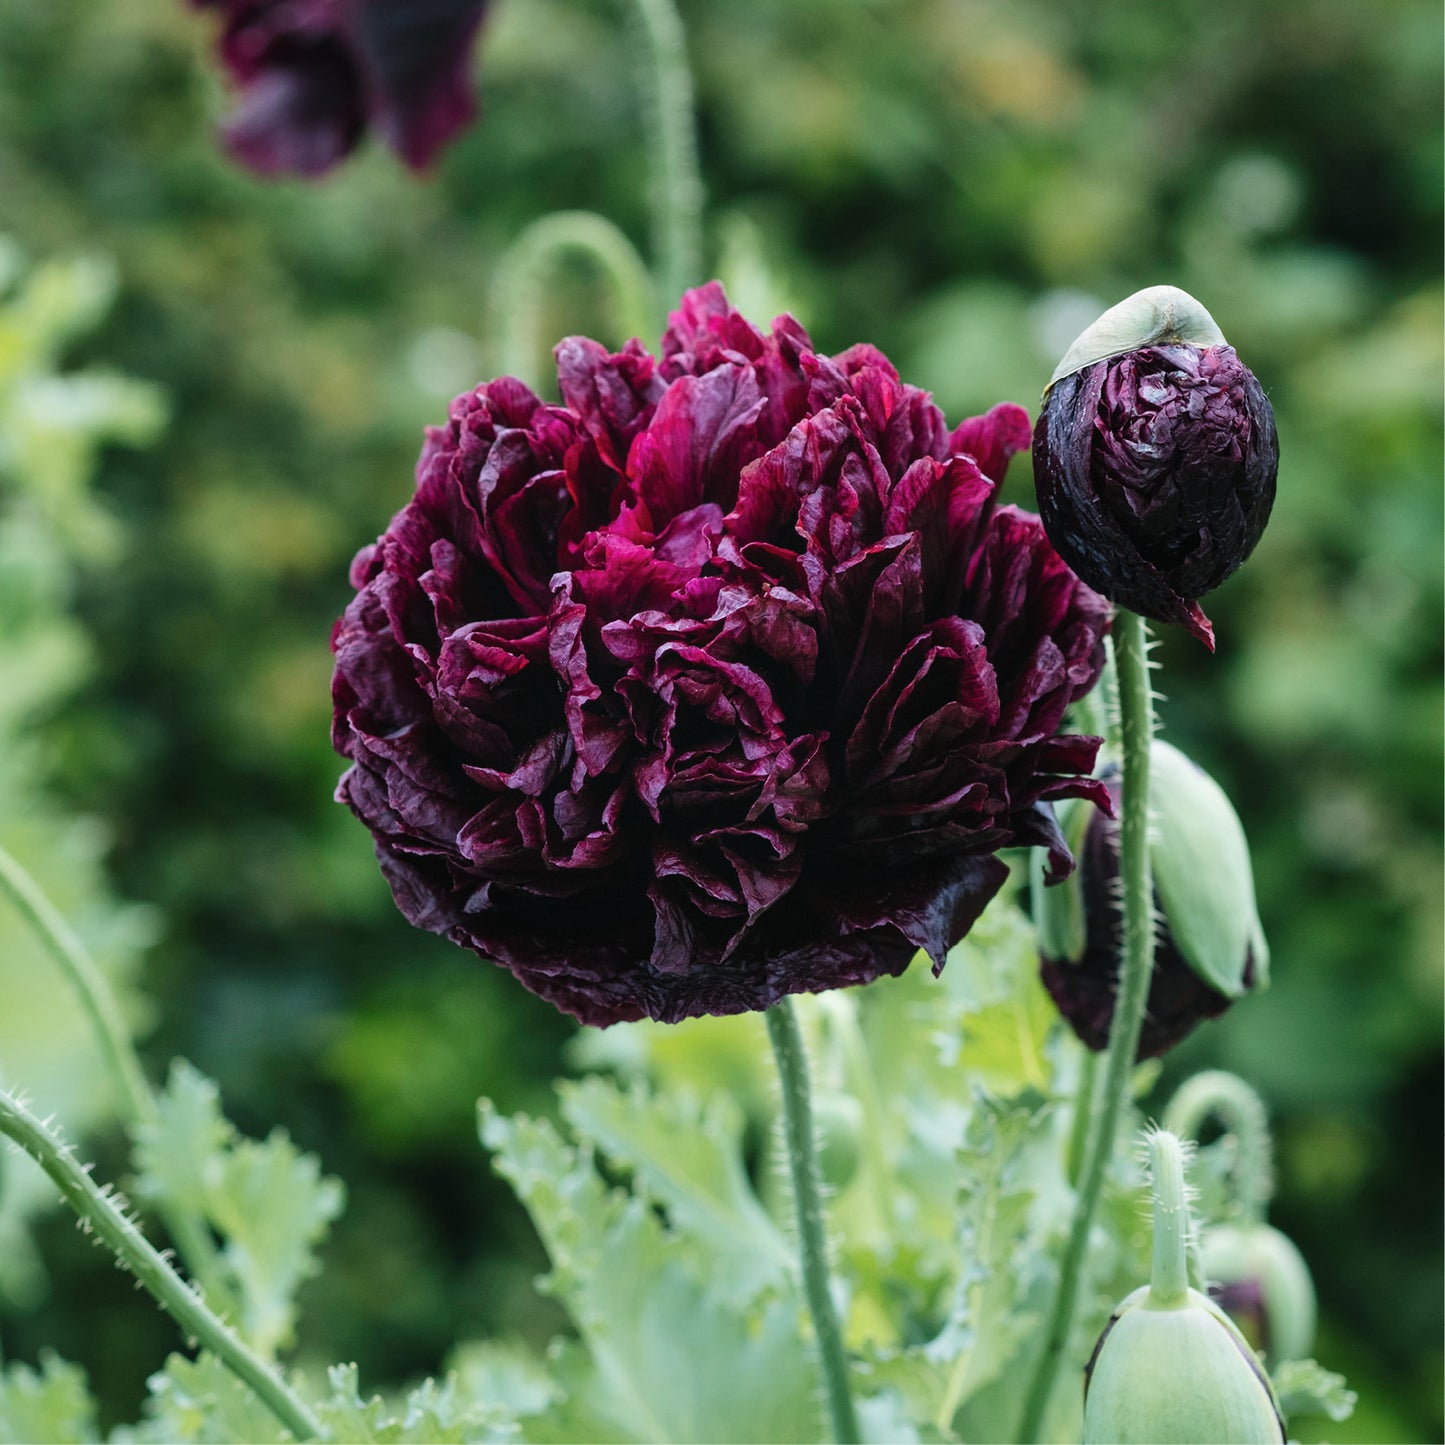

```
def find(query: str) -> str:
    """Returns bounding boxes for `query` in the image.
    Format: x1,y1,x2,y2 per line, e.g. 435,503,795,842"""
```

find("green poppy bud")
1202,1221,1317,1365
1083,1130,1285,1443
1034,738,1268,1059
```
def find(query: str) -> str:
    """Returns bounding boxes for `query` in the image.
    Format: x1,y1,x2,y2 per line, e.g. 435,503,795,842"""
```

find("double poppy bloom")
332,285,1111,1025
191,0,490,175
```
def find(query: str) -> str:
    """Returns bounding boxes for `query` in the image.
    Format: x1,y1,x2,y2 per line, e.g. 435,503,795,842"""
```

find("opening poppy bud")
1202,1221,1317,1365
1083,1130,1286,1444
1033,285,1278,650
1033,739,1269,1059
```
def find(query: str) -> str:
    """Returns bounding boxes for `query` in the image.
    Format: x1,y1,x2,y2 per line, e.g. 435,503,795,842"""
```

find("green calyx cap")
1046,284,1227,391
1148,740,1269,999
1083,1291,1287,1443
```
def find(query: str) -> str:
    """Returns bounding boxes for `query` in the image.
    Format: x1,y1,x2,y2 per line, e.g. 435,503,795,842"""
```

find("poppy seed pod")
1033,286,1278,650
1202,1221,1317,1365
1033,738,1268,1059
1083,1130,1285,1444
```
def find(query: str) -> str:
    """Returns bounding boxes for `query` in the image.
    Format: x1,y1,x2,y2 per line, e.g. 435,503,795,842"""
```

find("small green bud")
1202,1220,1317,1365
1083,1131,1285,1444
1036,739,1269,1059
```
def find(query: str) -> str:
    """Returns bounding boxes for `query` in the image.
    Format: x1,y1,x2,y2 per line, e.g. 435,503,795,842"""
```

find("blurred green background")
0,0,1439,1438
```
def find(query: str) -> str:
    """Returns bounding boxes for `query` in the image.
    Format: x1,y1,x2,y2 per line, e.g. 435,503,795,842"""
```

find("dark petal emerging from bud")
1034,340,1277,650
333,283,1113,1026
1203,1221,1318,1365
192,0,489,175
1037,744,1266,1059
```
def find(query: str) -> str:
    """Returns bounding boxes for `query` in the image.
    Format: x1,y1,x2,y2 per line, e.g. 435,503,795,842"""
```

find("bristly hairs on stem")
1162,1071,1275,1225
619,0,705,306
0,1089,324,1442
1016,609,1160,1443
764,1000,861,1445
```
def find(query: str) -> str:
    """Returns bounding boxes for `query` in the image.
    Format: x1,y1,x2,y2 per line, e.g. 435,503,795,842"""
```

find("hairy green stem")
0,841,225,1307
1017,609,1157,1442
0,842,152,1126
622,0,704,307
0,1089,323,1442
496,210,656,384
1147,1130,1190,1305
1163,1070,1273,1224
765,1000,860,1445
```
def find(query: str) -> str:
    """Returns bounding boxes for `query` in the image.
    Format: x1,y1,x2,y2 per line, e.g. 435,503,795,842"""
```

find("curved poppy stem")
495,209,656,382
622,0,705,308
1163,1070,1273,1226
0,841,226,1304
765,999,861,1445
0,1089,322,1442
1017,608,1157,1442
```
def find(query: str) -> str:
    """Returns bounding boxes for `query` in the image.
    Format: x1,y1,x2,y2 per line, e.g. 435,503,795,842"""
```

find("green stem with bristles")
765,1000,861,1445
0,1089,323,1442
622,0,704,308
1147,1130,1190,1305
1163,1070,1273,1225
1017,609,1158,1442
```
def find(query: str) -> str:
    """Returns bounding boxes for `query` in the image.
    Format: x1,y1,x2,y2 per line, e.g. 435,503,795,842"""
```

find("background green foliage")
0,0,1438,1439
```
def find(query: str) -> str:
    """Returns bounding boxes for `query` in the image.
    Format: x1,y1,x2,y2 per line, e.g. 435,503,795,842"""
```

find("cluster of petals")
332,284,1112,1025
191,0,489,176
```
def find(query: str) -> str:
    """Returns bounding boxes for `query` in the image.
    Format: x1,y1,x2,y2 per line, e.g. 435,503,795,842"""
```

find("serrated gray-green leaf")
0,1351,98,1445
313,1363,513,1444
1272,1356,1357,1423
134,1061,344,1358
557,1076,791,1300
479,1102,822,1444
445,1340,559,1422
127,1352,289,1445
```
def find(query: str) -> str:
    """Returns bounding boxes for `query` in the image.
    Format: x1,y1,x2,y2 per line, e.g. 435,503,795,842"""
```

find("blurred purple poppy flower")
1033,289,1277,650
191,0,489,175
332,284,1111,1026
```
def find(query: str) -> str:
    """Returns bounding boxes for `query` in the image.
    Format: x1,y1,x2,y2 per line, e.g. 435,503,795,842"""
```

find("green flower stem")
0,1089,323,1443
765,1000,861,1445
1164,1070,1273,1224
0,841,225,1306
496,210,656,384
622,0,704,307
1147,1130,1190,1305
0,842,152,1127
1017,608,1158,1443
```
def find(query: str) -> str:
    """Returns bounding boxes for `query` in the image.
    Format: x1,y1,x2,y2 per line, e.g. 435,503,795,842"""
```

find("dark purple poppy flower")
1033,289,1277,651
191,0,488,175
332,283,1112,1026
1036,743,1268,1059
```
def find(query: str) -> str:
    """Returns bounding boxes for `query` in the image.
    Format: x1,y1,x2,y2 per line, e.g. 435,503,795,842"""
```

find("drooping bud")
1033,739,1268,1059
1083,1130,1285,1443
1033,285,1277,650
1202,1221,1317,1365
